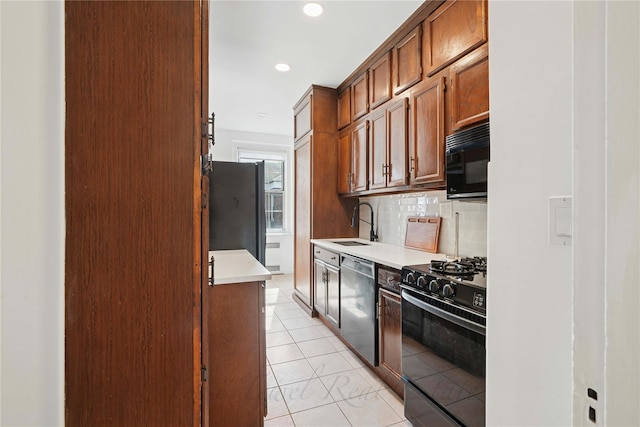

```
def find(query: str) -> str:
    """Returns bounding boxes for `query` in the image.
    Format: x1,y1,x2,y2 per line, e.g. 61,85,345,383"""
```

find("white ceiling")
210,0,424,137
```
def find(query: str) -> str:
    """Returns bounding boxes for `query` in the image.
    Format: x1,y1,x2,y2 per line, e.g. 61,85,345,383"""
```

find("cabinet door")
394,25,422,95
337,128,352,194
326,264,340,329
424,0,487,76
338,88,351,130
387,98,409,188
409,74,446,187
450,44,489,130
294,93,312,141
379,289,402,381
314,259,327,315
369,107,387,190
351,120,369,193
294,136,312,308
352,72,369,121
369,51,392,110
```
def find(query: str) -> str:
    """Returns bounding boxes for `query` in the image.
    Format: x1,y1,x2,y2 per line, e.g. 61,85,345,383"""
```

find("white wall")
211,128,294,273
360,190,487,257
1,1,65,425
487,1,573,425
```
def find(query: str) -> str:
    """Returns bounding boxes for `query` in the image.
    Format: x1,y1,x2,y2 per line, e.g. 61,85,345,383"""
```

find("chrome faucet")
351,202,378,241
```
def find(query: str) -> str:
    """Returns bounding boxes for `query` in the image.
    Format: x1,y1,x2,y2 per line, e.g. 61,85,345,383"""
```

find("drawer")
313,246,340,267
377,266,402,293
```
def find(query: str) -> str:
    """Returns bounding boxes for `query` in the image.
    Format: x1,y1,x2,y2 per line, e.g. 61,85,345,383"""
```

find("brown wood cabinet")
206,281,266,426
351,118,369,193
293,86,357,313
424,0,487,76
352,72,369,121
379,288,402,390
409,73,447,188
337,128,352,194
369,98,409,190
338,88,351,130
450,44,489,130
369,51,392,110
393,25,423,95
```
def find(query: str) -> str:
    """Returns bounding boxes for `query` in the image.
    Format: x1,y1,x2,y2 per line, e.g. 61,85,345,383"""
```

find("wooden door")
450,44,489,130
351,72,369,121
369,52,392,110
338,128,352,194
369,107,388,190
387,98,409,188
394,25,423,95
351,119,369,193
379,289,402,382
65,1,205,425
409,74,446,187
294,136,313,309
337,88,351,130
424,0,487,76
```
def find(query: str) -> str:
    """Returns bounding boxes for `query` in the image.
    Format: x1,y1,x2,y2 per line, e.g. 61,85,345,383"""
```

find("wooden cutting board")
404,216,442,253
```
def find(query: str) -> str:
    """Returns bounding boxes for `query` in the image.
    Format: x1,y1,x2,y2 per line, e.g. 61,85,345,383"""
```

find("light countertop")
208,249,272,285
311,238,448,270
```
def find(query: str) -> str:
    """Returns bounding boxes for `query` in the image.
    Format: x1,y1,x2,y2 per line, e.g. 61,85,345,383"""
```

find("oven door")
401,288,486,427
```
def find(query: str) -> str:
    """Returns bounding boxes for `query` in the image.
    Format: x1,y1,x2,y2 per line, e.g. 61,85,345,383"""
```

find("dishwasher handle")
340,254,374,278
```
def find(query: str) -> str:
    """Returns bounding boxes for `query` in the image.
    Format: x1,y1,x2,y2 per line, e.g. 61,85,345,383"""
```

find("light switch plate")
549,196,572,246
440,202,453,218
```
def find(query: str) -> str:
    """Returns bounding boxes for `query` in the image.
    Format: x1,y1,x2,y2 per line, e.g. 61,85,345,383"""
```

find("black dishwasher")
340,254,377,366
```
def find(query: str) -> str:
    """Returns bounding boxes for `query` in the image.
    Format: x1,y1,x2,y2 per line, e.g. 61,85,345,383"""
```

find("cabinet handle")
387,164,392,177
410,156,416,173
208,255,215,286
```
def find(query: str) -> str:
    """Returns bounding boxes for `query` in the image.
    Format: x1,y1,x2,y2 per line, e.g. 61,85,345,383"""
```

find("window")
238,150,287,233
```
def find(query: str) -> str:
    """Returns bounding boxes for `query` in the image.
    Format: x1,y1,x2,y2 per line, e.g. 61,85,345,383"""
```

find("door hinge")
201,366,208,382
376,302,380,319
202,112,215,146
202,193,208,210
201,154,213,176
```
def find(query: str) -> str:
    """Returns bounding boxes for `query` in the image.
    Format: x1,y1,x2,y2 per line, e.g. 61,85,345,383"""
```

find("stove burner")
429,257,487,277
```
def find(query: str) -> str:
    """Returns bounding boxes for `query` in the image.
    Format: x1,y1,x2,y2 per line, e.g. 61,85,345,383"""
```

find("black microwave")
446,122,490,200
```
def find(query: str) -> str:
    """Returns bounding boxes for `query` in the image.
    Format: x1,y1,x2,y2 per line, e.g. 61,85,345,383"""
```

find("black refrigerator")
208,161,266,265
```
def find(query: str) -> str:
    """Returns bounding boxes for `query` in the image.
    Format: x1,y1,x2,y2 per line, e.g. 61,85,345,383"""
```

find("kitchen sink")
331,241,369,246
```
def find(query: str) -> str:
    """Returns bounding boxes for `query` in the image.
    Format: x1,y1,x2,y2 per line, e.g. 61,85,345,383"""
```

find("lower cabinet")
205,281,266,426
378,288,402,383
314,246,340,329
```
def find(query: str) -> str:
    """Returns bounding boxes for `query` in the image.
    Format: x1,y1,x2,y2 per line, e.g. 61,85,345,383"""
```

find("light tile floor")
265,274,411,427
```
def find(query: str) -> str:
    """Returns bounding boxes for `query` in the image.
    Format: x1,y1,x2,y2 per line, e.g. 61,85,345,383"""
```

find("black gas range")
400,257,487,427
401,257,487,315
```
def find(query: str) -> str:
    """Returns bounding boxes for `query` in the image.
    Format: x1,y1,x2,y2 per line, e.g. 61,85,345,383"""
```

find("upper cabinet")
393,25,423,95
351,118,369,193
369,52,392,110
450,44,489,130
337,88,351,130
294,94,312,141
352,72,369,121
424,0,487,76
370,98,409,191
332,0,489,197
409,73,446,188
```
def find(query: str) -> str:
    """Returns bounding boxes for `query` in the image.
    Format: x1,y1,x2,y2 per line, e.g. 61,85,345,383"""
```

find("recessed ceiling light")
275,63,291,72
303,2,324,17
257,112,268,118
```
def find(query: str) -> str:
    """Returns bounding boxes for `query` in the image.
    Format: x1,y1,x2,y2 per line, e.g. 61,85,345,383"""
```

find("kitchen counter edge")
310,238,447,270
209,249,272,285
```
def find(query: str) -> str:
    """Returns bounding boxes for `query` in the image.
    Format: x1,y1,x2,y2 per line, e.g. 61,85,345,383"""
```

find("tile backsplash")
358,190,487,257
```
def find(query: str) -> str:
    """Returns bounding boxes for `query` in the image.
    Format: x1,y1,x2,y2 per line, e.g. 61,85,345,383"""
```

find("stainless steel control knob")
428,279,440,292
442,283,456,298
416,276,427,289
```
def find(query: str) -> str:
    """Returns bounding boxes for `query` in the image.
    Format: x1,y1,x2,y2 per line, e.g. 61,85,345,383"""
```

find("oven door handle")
402,289,486,336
